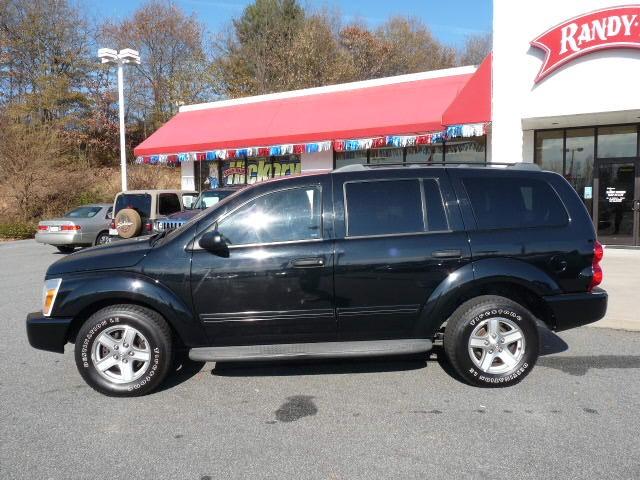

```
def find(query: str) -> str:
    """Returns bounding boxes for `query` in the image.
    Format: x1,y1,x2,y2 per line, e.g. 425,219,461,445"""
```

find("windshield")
115,193,152,219
64,206,102,218
193,190,235,209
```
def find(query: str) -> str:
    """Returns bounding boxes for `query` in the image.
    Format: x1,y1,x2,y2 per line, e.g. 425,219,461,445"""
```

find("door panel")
334,232,471,340
332,172,470,341
190,181,336,345
596,159,639,246
191,241,335,345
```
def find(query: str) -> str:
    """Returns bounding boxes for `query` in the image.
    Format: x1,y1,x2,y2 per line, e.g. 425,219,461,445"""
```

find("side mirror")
106,211,113,219
198,230,229,257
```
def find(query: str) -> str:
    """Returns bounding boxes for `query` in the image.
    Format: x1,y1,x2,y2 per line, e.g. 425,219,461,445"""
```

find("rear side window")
462,176,568,230
115,194,152,218
345,180,423,236
158,194,182,215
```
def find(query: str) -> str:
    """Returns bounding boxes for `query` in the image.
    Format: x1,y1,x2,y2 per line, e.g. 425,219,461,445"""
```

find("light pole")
97,48,141,192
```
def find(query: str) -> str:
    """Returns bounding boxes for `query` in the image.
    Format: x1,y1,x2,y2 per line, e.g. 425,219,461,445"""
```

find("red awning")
442,54,491,126
134,72,474,156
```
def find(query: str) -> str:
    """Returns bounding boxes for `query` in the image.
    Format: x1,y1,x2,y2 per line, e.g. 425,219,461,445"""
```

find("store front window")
335,150,368,168
223,155,301,186
597,125,638,158
565,128,595,214
406,145,444,163
444,136,486,163
369,147,403,164
194,160,221,192
534,124,640,236
535,129,564,173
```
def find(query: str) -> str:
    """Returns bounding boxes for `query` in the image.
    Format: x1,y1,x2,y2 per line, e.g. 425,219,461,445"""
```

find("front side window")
217,186,322,246
158,194,182,216
463,176,568,230
345,179,424,237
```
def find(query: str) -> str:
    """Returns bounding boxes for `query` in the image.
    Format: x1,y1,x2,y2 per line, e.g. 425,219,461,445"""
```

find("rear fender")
415,258,562,338
51,271,206,346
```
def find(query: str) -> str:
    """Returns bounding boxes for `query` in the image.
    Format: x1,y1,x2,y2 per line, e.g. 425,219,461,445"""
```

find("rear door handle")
291,257,325,268
432,249,462,259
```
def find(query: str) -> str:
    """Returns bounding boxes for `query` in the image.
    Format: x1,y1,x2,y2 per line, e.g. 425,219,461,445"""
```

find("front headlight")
42,278,62,317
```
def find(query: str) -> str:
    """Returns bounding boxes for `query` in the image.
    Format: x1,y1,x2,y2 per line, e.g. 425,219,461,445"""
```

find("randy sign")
531,5,640,82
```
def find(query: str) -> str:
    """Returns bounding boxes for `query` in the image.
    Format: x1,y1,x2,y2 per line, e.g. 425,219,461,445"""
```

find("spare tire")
115,208,142,238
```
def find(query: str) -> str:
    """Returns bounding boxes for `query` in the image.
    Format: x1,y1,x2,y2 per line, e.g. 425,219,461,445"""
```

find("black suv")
26,164,607,396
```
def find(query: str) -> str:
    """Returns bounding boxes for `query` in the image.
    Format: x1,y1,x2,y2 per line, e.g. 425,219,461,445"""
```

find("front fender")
51,271,206,347
415,258,562,338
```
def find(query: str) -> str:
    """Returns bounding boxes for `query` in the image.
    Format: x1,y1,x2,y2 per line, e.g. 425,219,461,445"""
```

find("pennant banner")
135,123,490,164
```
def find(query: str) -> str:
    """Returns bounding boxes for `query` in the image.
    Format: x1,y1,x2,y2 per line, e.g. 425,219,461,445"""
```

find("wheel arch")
53,272,207,347
416,258,561,338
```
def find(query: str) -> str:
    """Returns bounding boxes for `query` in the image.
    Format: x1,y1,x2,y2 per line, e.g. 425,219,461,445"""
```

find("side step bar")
189,339,432,362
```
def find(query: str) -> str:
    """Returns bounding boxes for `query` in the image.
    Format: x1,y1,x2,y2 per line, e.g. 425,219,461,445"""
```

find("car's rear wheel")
94,231,110,246
56,245,75,254
443,295,539,387
74,304,173,397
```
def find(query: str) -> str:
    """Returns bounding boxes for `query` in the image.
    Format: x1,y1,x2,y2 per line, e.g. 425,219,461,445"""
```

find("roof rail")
333,162,540,171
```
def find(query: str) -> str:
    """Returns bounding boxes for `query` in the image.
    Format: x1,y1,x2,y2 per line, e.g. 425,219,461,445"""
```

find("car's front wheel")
74,304,173,396
443,295,539,387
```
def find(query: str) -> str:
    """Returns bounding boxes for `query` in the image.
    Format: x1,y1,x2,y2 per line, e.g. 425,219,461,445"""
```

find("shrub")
0,223,36,240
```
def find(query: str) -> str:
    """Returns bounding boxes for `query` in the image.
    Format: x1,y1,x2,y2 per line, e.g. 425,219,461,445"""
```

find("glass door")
594,158,640,246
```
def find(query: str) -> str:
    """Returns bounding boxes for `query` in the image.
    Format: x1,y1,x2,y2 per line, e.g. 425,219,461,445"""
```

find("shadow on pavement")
156,351,206,392
211,355,428,377
537,355,640,376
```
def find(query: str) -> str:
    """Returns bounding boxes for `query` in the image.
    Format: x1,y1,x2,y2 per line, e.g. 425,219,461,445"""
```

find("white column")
117,61,127,192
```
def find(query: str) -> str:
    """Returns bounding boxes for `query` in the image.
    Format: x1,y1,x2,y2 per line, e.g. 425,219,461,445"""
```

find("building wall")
492,0,640,163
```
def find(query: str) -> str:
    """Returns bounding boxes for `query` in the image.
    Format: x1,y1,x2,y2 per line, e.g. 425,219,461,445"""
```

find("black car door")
190,178,336,346
332,169,471,340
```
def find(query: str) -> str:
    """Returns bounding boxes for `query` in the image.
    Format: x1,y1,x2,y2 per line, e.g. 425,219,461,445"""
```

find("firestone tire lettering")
443,295,539,389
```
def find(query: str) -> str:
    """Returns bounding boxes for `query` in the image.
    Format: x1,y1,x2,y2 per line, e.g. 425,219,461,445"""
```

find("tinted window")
114,194,152,218
423,179,448,231
346,180,423,236
158,194,182,215
463,176,568,230
218,187,321,246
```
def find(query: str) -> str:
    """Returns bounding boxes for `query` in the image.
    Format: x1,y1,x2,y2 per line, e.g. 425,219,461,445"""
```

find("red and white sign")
530,5,640,83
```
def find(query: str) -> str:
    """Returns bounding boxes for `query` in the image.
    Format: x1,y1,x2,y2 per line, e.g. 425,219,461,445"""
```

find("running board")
188,339,432,362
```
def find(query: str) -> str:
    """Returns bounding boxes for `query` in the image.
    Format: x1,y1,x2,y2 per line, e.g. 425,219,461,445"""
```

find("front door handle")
291,257,325,268
432,249,462,259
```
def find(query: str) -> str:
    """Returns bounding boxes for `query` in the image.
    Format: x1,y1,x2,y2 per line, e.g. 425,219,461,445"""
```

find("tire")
115,208,142,238
74,304,173,397
443,295,539,388
94,231,111,246
56,245,75,254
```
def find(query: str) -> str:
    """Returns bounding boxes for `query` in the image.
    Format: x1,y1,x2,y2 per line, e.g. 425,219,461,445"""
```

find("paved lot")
1,240,639,480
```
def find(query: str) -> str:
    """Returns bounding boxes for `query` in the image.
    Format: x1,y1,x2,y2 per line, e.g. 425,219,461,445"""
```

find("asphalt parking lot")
1,240,639,480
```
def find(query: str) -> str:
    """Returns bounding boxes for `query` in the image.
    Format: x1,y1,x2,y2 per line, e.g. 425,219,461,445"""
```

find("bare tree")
458,33,492,66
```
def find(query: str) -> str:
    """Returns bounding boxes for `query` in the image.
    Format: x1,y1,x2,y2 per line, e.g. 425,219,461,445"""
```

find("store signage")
530,5,640,82
605,187,627,203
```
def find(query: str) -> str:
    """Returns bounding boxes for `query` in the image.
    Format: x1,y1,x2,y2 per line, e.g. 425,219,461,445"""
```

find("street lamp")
98,48,141,192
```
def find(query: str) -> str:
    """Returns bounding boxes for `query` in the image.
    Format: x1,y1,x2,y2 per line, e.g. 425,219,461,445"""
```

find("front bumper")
26,312,72,353
544,288,608,332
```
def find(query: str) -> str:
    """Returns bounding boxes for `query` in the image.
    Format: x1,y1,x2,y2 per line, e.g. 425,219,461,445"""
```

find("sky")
86,0,492,48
